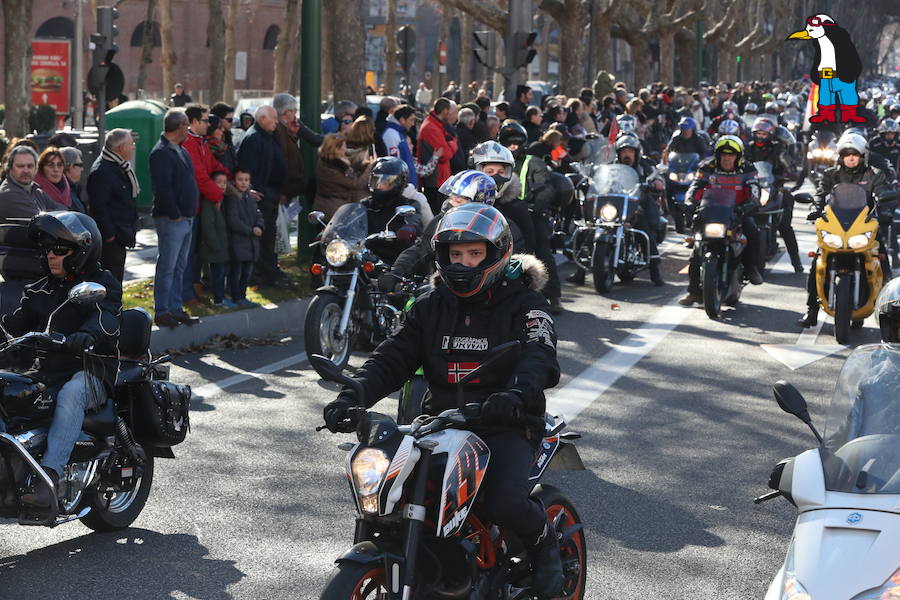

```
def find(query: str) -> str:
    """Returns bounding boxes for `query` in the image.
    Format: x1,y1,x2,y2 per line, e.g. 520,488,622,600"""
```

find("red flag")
803,83,819,131
608,116,620,144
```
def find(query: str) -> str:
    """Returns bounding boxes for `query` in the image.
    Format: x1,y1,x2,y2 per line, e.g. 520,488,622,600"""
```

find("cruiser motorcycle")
693,188,748,319
314,344,587,600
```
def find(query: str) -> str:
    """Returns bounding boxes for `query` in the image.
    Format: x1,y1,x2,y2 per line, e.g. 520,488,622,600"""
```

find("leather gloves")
65,332,95,354
378,272,401,293
481,391,524,425
323,390,360,433
807,210,822,221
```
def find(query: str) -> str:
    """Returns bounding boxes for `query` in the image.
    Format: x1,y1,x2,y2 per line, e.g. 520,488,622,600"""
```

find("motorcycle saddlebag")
125,380,191,447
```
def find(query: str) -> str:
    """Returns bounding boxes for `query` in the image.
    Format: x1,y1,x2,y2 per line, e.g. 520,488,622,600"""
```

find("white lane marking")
192,352,308,399
547,300,691,422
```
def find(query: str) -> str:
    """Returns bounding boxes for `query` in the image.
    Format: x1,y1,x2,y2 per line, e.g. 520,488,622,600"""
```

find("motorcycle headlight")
781,573,812,600
704,223,726,238
351,447,391,513
760,189,771,206
822,232,844,249
600,204,618,221
848,232,871,249
850,566,900,599
325,240,352,267
823,149,835,159
684,172,695,181
812,148,823,158
669,172,679,182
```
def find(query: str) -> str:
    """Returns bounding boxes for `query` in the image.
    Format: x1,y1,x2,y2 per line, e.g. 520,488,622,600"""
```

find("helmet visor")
432,204,509,250
368,171,404,193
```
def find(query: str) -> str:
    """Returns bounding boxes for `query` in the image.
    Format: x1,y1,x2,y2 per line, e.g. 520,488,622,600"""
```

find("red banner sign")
31,40,71,114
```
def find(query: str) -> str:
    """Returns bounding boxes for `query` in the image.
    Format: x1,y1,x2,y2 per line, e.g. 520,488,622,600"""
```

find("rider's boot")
566,269,585,285
649,258,664,286
527,515,565,598
746,266,764,285
20,466,58,508
795,302,819,329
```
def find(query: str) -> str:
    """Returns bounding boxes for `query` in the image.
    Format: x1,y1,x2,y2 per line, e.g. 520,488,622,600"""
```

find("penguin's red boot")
809,104,836,123
839,104,867,123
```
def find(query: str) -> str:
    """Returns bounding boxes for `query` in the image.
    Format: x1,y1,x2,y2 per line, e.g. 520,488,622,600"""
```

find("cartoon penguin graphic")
787,14,864,123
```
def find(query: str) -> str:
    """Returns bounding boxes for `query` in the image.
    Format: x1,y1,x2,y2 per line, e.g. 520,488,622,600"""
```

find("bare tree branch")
439,0,507,35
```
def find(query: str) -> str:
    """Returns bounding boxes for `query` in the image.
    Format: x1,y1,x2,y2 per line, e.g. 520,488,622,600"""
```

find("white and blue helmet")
438,170,497,206
718,119,741,136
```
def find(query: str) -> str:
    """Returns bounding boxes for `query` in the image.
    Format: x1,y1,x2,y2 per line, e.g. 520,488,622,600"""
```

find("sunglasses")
45,245,74,256
341,118,353,125
73,163,83,167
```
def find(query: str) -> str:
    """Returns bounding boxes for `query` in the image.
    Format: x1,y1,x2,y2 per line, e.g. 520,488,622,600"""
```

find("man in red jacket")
182,103,229,304
417,97,459,214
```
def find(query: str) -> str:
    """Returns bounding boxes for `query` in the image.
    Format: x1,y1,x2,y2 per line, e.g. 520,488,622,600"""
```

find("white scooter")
756,344,900,599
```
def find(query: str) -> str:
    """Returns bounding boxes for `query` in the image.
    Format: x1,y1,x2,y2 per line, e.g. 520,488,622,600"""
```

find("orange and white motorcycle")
313,346,587,600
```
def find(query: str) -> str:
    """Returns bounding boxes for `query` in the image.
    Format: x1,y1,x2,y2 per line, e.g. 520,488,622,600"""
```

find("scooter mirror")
308,211,326,225
773,380,811,422
394,205,417,217
68,281,107,305
793,193,814,204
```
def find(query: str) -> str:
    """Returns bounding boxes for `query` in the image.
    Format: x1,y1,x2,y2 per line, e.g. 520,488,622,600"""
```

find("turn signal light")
363,261,375,273
808,251,816,258
310,263,324,275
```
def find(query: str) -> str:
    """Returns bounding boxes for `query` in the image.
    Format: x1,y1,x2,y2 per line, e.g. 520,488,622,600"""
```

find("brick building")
0,0,292,108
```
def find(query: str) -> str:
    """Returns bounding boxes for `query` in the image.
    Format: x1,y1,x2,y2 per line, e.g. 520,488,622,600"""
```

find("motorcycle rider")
796,132,891,328
323,204,565,597
663,117,708,163
707,101,741,137
744,117,804,272
471,141,536,254
869,119,900,176
0,212,121,508
364,157,423,264
570,132,665,286
500,121,564,314
679,135,764,306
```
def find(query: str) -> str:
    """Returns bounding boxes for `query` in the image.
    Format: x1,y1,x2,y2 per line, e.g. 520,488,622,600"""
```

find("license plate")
121,467,134,478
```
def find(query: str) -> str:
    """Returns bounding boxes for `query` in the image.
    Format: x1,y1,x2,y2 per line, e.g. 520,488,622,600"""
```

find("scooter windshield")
753,162,774,187
821,344,900,494
668,153,700,173
592,164,640,197
321,202,369,249
827,183,869,230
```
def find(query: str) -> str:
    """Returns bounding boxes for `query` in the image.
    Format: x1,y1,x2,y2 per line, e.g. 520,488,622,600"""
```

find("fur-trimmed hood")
429,252,548,295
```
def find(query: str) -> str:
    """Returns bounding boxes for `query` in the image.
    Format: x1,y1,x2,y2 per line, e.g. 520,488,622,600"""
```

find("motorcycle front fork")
399,444,433,600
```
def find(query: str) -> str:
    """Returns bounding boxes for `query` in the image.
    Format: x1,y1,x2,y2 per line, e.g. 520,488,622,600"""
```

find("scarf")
206,135,229,158
101,147,140,198
34,172,72,208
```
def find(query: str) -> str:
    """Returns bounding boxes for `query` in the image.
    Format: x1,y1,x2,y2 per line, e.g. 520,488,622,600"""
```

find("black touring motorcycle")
0,283,190,530
314,343,588,600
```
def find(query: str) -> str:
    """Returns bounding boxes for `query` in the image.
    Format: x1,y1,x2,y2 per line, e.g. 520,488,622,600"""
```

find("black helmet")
498,121,528,158
432,204,512,299
877,278,900,343
368,157,408,208
28,211,101,277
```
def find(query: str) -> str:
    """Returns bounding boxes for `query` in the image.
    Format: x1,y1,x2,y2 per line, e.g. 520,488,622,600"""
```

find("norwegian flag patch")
447,362,481,384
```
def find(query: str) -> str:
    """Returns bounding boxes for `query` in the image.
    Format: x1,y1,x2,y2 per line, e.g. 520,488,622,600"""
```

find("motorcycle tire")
702,255,725,320
833,274,851,344
592,243,615,294
319,561,389,600
532,484,587,600
398,374,428,425
851,319,865,329
79,455,154,532
304,292,352,376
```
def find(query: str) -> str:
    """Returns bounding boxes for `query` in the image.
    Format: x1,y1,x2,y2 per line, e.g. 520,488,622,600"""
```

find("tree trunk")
273,0,299,93
222,0,239,103
658,29,675,87
592,12,613,75
159,0,177,100
137,0,158,93
384,0,398,94
290,9,303,95
208,0,226,102
538,16,551,82
3,0,32,137
322,6,333,99
556,6,583,96
460,12,473,97
675,32,694,86
328,0,365,105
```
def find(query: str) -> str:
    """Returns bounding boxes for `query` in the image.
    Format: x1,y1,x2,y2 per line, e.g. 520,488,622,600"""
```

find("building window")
263,25,280,50
36,17,75,39
130,21,163,48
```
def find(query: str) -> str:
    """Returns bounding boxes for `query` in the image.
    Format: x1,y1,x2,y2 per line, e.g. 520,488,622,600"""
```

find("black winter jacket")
814,163,890,213
1,267,121,392
87,158,140,247
350,254,559,437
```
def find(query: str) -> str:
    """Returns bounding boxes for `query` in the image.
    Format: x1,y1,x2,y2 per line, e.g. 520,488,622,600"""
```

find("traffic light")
97,6,119,61
396,26,416,75
511,31,537,68
473,30,496,69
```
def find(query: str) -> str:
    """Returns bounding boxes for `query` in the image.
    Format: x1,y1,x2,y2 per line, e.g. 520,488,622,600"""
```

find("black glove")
65,332,95,354
806,210,822,221
323,391,359,433
378,272,401,293
481,391,524,426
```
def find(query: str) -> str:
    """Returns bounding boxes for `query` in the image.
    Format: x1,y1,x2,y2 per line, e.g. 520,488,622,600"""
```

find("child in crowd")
201,171,234,308
224,168,264,308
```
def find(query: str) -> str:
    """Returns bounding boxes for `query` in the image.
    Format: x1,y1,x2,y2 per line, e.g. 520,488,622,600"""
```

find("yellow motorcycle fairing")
814,204,882,320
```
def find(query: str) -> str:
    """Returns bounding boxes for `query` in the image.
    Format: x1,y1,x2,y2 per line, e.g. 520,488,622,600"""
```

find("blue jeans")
43,371,104,475
820,77,859,106
154,217,193,315
181,217,202,301
229,261,254,301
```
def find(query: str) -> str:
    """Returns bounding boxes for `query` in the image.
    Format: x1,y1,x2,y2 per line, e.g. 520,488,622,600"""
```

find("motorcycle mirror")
310,354,366,403
457,341,522,391
68,281,107,305
793,193,814,204
394,205,416,217
308,211,326,225
773,381,824,443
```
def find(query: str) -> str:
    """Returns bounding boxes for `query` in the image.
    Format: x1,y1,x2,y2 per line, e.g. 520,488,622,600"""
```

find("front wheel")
702,254,724,320
591,242,615,294
833,273,851,344
532,485,587,600
304,292,352,376
319,561,388,600
80,455,154,532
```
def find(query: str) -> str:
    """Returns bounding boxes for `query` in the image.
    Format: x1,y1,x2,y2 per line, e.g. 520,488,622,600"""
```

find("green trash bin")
106,100,167,209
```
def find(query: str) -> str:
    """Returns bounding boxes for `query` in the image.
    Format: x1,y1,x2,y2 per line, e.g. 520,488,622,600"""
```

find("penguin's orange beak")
787,30,812,40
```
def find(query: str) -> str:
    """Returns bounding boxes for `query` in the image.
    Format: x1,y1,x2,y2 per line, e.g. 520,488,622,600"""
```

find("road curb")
150,297,310,353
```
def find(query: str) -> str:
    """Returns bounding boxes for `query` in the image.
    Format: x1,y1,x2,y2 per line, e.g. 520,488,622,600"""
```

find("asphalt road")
0,183,883,599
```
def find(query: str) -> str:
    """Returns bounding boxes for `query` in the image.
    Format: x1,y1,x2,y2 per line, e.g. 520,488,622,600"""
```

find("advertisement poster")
31,39,71,114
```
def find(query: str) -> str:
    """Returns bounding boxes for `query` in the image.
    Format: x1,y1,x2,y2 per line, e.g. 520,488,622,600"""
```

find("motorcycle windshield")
812,130,835,146
821,344,900,494
827,183,868,229
753,161,774,186
321,202,369,249
668,153,700,173
592,164,640,197
699,188,737,224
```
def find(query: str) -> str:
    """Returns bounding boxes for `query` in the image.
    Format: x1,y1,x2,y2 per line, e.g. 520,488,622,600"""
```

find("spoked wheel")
80,455,154,532
304,292,352,376
319,562,388,600
533,485,587,600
